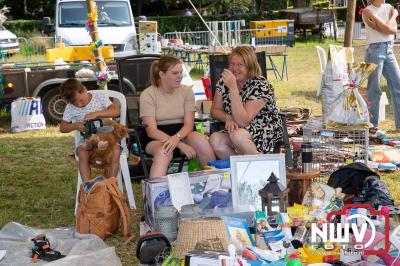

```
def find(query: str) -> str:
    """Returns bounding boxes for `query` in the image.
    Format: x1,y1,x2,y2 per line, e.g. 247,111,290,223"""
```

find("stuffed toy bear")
81,119,129,177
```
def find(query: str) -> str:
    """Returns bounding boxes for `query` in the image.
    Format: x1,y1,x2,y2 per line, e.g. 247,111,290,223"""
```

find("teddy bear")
80,119,129,177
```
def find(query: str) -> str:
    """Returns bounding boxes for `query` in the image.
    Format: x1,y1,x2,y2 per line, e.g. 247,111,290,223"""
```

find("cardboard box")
139,21,157,33
142,169,230,228
139,33,159,54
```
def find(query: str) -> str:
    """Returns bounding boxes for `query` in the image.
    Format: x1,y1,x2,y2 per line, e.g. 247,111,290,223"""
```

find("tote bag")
11,97,46,133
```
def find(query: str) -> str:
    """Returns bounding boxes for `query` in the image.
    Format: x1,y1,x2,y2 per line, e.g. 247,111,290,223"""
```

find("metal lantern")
258,172,289,215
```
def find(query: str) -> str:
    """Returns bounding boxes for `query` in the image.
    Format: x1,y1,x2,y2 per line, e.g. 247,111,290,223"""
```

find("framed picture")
230,154,286,211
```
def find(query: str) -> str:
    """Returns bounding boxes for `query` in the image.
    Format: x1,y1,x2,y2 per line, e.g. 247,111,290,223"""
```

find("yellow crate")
250,20,292,38
46,43,114,63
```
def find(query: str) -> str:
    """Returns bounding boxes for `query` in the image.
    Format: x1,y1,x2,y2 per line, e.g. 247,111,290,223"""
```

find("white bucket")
161,38,169,47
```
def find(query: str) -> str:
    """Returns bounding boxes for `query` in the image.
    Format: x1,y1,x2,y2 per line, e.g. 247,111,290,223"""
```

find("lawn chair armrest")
128,124,148,131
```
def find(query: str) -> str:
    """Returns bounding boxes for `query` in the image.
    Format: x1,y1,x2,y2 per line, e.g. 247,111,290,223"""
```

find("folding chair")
74,90,136,214
115,54,187,180
115,54,161,127
128,124,187,180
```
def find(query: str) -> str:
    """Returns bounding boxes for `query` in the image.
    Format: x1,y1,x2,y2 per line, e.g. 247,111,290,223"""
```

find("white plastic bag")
325,63,376,128
322,45,354,124
11,97,46,133
326,86,369,127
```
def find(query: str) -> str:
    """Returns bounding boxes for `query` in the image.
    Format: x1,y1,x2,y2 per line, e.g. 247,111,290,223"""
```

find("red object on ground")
242,249,257,260
201,76,212,100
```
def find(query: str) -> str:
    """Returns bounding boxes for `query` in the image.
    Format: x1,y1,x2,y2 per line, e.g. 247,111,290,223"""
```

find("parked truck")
43,0,138,57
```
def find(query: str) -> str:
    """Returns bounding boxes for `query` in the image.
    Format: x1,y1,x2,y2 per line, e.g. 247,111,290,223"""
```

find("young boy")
59,78,120,181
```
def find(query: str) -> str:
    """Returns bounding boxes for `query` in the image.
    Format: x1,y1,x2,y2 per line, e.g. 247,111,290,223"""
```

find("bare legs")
145,131,216,178
109,144,121,178
145,141,174,178
78,144,121,182
185,132,216,165
210,128,258,159
78,147,91,182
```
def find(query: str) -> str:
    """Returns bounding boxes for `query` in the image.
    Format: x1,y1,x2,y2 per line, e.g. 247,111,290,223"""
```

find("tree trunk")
344,0,356,47
293,0,307,8
133,0,143,17
23,0,28,18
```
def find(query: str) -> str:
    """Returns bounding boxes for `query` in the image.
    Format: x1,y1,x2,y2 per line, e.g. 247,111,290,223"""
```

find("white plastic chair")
74,90,136,214
315,45,327,97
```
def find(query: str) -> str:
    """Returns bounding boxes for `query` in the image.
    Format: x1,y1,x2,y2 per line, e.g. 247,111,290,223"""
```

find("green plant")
0,108,10,123
310,0,330,8
335,7,347,21
206,0,252,15
3,20,42,37
265,0,288,10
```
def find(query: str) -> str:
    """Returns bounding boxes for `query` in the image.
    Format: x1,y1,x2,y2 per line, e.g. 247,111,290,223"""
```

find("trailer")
1,61,126,124
280,8,336,37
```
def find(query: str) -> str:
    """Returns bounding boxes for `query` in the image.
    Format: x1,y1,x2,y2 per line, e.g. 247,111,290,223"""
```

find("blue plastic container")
207,159,230,169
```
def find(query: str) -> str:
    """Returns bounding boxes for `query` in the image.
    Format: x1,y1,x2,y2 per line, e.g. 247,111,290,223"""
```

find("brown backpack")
76,177,131,239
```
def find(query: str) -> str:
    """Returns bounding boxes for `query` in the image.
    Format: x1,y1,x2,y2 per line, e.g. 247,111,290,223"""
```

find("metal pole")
85,0,107,90
344,0,357,47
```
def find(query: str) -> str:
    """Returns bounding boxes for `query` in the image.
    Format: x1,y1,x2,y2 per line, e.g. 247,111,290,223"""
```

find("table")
286,169,320,205
266,53,288,81
162,46,211,71
162,45,289,80
254,45,288,81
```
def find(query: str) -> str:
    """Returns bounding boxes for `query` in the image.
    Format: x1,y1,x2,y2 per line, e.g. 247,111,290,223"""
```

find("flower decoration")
85,4,98,31
89,40,103,55
96,68,112,88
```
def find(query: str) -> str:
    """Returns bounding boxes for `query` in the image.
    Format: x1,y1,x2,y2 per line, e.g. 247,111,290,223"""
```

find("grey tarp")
0,222,121,265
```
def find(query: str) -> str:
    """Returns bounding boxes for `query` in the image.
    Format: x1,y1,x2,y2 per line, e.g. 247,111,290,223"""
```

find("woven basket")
173,217,228,259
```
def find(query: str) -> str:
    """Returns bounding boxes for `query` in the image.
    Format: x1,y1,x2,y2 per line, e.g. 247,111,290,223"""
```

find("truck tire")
42,87,66,125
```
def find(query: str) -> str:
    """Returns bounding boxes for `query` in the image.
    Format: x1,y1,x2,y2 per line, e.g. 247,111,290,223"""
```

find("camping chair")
115,54,161,127
74,90,136,214
315,45,327,97
208,52,293,167
115,54,187,180
128,123,187,180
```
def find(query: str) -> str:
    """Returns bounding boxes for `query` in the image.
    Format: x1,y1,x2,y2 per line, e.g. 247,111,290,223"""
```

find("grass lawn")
1,40,400,265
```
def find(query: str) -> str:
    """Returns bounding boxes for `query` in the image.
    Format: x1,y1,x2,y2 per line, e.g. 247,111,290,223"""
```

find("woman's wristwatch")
175,133,182,141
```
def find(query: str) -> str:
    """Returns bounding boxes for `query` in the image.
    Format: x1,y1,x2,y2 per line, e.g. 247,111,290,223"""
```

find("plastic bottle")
195,122,205,135
301,142,313,173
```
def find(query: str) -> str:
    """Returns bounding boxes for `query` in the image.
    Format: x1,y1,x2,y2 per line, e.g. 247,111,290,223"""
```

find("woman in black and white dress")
210,46,283,159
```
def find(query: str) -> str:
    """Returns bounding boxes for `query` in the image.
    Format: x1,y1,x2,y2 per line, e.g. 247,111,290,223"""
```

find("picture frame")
230,154,286,211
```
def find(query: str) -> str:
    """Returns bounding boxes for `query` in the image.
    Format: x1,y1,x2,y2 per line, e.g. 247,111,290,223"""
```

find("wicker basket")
173,217,228,259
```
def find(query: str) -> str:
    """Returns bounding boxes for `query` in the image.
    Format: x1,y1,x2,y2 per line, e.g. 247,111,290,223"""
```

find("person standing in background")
362,0,400,132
